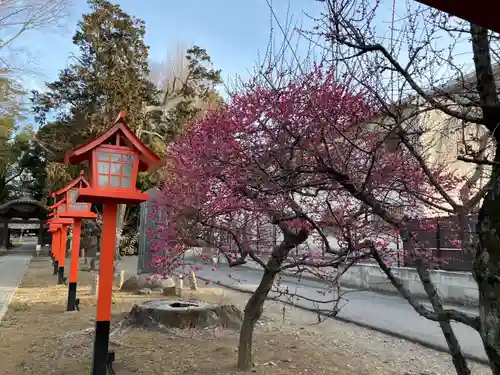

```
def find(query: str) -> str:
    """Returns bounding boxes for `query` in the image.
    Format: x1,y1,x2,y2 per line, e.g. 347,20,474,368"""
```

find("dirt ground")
0,256,492,375
0,256,379,375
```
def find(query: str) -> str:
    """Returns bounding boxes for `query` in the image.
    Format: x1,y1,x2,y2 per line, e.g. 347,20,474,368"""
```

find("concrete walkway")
0,243,34,321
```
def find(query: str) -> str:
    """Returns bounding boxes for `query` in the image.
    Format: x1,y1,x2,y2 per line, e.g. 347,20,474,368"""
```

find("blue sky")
14,0,325,93
5,0,476,107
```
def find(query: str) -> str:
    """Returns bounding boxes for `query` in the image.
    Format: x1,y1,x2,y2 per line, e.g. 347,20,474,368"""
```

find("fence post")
436,218,442,266
396,238,401,267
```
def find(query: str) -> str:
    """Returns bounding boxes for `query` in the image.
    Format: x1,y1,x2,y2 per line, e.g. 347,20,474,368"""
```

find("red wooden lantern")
47,194,74,284
47,198,65,276
64,112,160,375
47,221,62,275
54,173,98,311
48,198,67,216
49,216,73,284
65,112,160,205
55,172,96,219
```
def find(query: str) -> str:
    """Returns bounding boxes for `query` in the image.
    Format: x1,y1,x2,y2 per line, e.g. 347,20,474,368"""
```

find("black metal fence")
139,190,479,273
216,215,478,272
403,215,477,272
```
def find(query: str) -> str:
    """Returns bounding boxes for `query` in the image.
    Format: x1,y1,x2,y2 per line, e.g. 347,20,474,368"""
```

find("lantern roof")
54,172,90,196
48,198,66,211
64,112,160,172
415,0,500,33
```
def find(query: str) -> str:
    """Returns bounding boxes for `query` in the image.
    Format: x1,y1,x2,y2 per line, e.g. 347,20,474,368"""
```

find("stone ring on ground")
125,299,243,330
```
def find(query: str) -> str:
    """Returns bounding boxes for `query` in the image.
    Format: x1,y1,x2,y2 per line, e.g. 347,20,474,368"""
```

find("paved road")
0,243,34,321
190,263,486,361
118,256,486,361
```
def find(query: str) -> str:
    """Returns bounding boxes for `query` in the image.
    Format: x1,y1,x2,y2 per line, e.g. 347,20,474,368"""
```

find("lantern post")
47,222,61,275
47,219,55,262
50,218,73,284
47,198,63,276
54,172,97,311
47,194,58,263
48,197,73,284
64,112,160,375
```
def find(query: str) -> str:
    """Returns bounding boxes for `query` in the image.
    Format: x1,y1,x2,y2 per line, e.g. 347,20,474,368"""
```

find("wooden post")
38,221,44,249
189,271,198,291
91,273,99,296
92,203,118,375
177,276,184,297
58,225,68,284
114,270,125,289
3,219,8,248
67,219,82,311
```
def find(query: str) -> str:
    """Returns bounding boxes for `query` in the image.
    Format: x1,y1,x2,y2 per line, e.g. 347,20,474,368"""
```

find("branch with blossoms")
149,65,397,282
146,46,481,369
150,60,463,276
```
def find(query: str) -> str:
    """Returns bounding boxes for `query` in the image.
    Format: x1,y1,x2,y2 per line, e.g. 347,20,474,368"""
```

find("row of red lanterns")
46,112,161,375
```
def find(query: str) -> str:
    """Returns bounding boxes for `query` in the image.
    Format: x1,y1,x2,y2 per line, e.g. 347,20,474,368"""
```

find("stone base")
121,275,175,293
125,300,243,330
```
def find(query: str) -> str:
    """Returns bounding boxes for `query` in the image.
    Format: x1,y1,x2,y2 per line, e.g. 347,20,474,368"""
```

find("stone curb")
232,263,477,308
195,274,488,366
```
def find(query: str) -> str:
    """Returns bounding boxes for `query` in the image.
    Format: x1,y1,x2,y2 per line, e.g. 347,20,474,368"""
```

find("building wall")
415,106,492,215
365,102,492,218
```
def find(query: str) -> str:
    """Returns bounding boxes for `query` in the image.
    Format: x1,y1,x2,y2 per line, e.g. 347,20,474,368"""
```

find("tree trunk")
415,261,471,375
474,145,500,374
234,223,308,370
399,226,471,374
470,23,500,374
237,269,276,370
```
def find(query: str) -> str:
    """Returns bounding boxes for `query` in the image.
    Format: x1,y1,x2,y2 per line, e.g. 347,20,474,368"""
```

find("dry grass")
0,257,396,375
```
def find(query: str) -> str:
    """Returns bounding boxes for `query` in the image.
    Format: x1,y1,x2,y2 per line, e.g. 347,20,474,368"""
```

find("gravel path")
217,286,492,375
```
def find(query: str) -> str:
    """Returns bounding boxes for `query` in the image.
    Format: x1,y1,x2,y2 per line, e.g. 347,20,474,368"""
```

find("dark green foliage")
0,71,44,202
29,0,224,238
32,0,160,162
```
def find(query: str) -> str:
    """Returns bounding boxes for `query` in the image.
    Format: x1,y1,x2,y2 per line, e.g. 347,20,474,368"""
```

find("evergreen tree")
0,71,41,202
32,0,160,166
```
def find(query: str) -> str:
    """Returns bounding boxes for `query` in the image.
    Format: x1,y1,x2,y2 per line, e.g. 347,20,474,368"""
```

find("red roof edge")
65,114,160,171
54,175,90,196
48,198,66,210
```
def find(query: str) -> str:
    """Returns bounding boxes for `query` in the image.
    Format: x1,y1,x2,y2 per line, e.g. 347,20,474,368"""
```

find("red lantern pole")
93,203,118,372
64,112,160,375
49,231,55,262
58,224,68,284
48,226,55,260
67,218,82,311
53,172,97,312
53,230,60,276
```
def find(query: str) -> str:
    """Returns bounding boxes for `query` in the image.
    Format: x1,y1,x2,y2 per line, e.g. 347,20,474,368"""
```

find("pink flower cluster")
147,64,463,277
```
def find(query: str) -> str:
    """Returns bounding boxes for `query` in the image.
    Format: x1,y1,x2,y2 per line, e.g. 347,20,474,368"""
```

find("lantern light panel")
94,148,137,189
